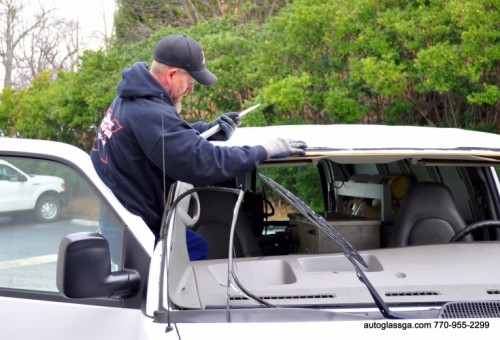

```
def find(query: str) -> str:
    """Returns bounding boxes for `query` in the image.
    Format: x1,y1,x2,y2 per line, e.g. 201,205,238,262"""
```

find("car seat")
388,182,472,247
192,190,262,259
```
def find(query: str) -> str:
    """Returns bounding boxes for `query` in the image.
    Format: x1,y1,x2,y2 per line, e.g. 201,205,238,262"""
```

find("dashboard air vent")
385,291,440,297
230,294,335,301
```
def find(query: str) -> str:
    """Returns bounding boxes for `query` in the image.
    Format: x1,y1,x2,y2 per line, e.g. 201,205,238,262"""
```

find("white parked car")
0,124,499,340
0,158,67,222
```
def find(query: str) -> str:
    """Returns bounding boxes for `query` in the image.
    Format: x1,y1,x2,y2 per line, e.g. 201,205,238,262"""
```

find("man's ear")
164,68,177,84
160,68,178,88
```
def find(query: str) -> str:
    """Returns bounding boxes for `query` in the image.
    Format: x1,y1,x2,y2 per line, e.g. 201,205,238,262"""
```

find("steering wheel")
176,191,201,227
450,220,500,242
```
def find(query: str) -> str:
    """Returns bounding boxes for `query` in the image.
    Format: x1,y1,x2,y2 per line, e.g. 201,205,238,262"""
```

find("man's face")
168,68,195,113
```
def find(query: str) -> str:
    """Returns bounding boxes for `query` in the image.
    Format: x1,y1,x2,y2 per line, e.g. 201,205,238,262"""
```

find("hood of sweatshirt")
117,62,169,100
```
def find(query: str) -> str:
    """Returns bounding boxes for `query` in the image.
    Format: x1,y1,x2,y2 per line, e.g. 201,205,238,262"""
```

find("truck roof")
214,124,500,164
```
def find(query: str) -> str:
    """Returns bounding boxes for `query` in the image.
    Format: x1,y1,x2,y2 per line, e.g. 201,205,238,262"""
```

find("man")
91,34,306,260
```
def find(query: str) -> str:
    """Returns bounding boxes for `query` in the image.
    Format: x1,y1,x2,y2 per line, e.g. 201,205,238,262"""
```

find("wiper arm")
258,174,402,319
345,254,400,319
258,174,366,267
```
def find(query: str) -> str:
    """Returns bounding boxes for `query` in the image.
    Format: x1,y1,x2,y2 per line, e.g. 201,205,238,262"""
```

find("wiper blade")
258,174,366,267
258,174,402,319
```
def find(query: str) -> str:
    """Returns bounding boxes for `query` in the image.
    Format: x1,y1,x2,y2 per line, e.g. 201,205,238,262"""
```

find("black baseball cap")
153,34,218,86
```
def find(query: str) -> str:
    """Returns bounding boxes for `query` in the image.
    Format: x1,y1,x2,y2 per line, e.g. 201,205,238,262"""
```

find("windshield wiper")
258,174,402,319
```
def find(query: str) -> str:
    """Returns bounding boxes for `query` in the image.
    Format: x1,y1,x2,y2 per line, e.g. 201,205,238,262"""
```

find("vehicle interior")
162,155,500,318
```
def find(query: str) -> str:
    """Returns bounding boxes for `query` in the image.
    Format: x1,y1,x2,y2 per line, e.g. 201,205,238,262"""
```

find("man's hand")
262,138,308,159
210,112,241,141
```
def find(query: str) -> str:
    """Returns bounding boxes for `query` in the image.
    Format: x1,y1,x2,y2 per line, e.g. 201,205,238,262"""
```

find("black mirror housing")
57,232,140,299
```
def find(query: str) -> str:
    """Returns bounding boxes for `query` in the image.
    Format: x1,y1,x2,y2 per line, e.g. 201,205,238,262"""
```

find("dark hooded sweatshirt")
91,62,267,239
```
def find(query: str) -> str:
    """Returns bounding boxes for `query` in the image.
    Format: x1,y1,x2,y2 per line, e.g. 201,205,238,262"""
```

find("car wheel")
35,195,61,222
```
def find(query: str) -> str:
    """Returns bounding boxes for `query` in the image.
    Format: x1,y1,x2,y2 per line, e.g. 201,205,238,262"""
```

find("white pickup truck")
0,159,67,222
0,125,499,340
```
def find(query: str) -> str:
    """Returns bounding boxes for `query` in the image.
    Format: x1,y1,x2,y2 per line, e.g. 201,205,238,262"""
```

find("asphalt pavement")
0,215,98,291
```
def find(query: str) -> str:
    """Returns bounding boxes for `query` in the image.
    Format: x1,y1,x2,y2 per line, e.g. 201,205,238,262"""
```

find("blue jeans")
186,228,208,261
99,208,124,270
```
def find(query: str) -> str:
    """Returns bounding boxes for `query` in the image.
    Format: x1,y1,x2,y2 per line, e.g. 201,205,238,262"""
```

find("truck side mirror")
56,232,140,299
15,173,27,182
9,173,26,182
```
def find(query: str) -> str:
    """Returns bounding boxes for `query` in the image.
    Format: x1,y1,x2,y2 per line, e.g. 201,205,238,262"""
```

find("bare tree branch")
0,0,83,88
